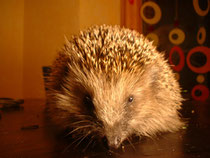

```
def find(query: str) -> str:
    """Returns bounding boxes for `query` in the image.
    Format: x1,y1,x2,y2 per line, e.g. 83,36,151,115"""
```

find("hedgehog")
47,25,184,150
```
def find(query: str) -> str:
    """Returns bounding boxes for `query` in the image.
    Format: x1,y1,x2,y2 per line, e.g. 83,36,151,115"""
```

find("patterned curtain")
121,0,210,101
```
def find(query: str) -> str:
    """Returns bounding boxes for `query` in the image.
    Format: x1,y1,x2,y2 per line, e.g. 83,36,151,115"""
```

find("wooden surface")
0,99,210,158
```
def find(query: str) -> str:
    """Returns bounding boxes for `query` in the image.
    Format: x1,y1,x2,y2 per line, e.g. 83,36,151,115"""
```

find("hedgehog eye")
128,96,134,103
83,95,95,112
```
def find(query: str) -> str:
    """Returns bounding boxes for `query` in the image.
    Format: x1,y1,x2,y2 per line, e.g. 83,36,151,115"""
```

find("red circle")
191,85,209,101
187,46,210,73
169,46,185,72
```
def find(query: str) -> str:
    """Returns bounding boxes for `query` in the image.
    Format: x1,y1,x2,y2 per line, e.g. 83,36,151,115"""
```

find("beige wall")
79,0,121,29
0,0,121,99
0,0,24,98
23,0,80,99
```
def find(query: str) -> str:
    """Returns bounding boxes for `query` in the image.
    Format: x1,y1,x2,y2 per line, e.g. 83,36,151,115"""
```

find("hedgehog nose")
109,136,122,149
103,136,121,149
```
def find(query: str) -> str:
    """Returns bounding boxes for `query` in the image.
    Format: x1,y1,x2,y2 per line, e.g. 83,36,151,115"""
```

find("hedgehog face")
74,70,149,149
56,65,146,148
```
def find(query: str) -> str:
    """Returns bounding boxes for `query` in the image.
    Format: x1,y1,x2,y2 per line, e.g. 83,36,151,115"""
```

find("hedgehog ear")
142,63,160,87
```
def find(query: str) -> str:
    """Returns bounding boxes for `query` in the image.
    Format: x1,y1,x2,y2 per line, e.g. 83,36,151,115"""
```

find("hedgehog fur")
47,25,184,149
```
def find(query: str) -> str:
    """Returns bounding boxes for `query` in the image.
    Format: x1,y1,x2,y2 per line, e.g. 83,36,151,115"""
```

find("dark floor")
0,98,210,158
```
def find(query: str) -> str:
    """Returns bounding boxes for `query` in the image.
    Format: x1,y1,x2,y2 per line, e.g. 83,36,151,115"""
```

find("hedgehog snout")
102,135,122,150
102,123,126,149
108,135,122,149
102,133,122,149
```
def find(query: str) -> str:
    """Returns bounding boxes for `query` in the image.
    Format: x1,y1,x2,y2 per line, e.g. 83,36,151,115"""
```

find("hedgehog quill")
47,25,184,149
